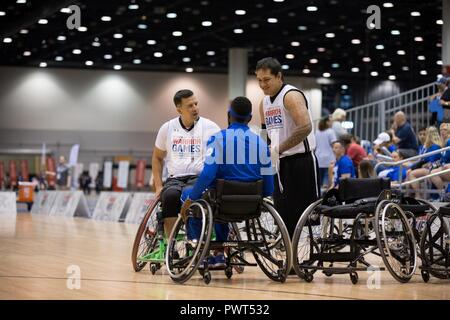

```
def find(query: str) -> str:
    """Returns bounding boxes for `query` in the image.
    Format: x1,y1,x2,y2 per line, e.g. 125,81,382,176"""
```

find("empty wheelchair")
420,204,450,282
165,179,292,284
292,178,434,284
131,197,167,275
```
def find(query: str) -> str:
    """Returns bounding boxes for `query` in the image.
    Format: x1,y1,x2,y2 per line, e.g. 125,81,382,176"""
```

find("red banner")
0,161,4,188
135,160,146,188
443,65,450,77
46,157,56,188
9,160,17,188
20,159,29,181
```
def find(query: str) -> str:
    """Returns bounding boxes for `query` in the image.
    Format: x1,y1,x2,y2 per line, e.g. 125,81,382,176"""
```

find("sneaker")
198,255,214,270
213,253,226,268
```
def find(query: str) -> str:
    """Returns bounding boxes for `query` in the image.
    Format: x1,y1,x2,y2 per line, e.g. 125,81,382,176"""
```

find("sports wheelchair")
292,178,436,284
131,197,167,275
420,204,450,282
165,179,292,284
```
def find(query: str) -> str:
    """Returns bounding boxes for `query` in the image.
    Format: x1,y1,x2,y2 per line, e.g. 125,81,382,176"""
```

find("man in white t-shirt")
152,89,220,237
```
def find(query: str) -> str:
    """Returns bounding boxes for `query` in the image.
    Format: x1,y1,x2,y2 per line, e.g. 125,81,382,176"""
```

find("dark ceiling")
0,0,444,83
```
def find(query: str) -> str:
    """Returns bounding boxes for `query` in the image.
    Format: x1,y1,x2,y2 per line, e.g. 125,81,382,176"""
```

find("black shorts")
273,152,320,238
161,175,198,218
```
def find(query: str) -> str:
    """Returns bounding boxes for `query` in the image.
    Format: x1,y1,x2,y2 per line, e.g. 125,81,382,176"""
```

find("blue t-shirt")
395,122,418,150
423,144,442,164
181,122,274,201
442,139,450,164
382,166,407,182
429,98,444,122
388,144,397,153
333,155,356,187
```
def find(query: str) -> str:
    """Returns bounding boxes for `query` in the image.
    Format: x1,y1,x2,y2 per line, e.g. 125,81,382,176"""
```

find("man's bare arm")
151,146,166,196
278,91,312,154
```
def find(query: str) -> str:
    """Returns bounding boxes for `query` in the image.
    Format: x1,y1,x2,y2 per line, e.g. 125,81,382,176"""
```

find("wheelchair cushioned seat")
213,179,263,223
438,205,450,217
339,178,391,203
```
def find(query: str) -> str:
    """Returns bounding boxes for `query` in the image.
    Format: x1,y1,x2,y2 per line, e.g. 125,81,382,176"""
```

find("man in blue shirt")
391,111,418,159
330,140,356,188
180,96,274,268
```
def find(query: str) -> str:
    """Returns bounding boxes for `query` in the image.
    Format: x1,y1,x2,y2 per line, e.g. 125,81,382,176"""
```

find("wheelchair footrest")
310,252,359,262
299,265,386,273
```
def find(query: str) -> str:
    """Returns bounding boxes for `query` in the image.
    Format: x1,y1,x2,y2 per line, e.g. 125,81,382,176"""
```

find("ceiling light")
85,60,93,66
291,41,300,46
362,57,371,62
182,57,191,62
206,51,215,56
154,52,163,58
391,30,400,35
0,11,6,16
341,85,348,90
166,12,177,18
436,20,443,25
202,21,212,27
3,38,12,43
57,35,66,41
323,72,331,78
72,49,81,55
113,33,123,39
55,56,63,61
92,41,101,47
133,59,141,64
309,58,318,64
286,54,295,59
60,8,71,13
128,4,139,10
17,0,27,3
38,19,48,24
325,33,335,38
371,71,378,76
101,16,111,22
20,29,28,34
282,65,289,70
332,63,340,68
298,25,307,31
414,36,423,42
388,75,396,80
274,0,284,2
267,18,278,23
147,40,156,45
420,70,427,75
383,61,391,67
186,67,194,73
114,65,122,70
302,68,310,74
235,10,246,15
77,26,87,32
411,11,421,17
172,31,182,36
317,47,326,52
124,47,133,53
402,66,409,71
376,44,384,50
397,50,406,55
104,54,112,59
351,67,359,72
437,60,443,65
178,45,187,50
306,6,318,12
417,55,425,60
383,2,394,8
39,62,47,68
137,24,147,29
351,39,361,44
23,51,31,56
234,28,243,34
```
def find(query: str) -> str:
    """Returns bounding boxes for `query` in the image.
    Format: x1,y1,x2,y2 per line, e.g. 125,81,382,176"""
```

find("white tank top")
262,84,316,157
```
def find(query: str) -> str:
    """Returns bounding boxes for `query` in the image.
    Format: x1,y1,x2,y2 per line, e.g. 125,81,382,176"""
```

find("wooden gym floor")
0,214,449,300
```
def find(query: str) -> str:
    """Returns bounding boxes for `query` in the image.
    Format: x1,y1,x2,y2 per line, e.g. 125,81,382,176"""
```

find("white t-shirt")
155,117,220,178
262,84,316,157
315,128,337,168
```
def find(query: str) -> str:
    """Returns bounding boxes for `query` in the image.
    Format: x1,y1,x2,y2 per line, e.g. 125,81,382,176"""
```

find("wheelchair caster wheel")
421,270,430,283
350,272,359,285
150,264,157,275
303,272,314,283
225,267,233,279
323,270,333,277
203,271,211,285
198,268,205,276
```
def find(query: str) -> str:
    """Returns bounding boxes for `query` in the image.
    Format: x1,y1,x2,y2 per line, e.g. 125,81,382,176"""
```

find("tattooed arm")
278,91,312,154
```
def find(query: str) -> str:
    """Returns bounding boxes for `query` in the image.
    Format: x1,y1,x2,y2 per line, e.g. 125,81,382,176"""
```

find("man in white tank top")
256,57,320,240
152,89,220,237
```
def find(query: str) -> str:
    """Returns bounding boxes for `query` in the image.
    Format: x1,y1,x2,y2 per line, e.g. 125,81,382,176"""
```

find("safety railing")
346,82,437,142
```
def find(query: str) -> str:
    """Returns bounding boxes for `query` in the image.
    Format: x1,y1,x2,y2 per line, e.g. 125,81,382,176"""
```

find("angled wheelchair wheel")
131,198,161,272
166,200,213,284
375,201,417,283
292,199,325,280
420,213,450,279
246,199,292,282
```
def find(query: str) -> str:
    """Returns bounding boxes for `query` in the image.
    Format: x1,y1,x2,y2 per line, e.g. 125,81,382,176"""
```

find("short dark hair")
418,126,427,132
339,134,353,146
332,140,344,147
230,96,252,123
173,89,194,107
255,57,282,76
318,117,330,131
